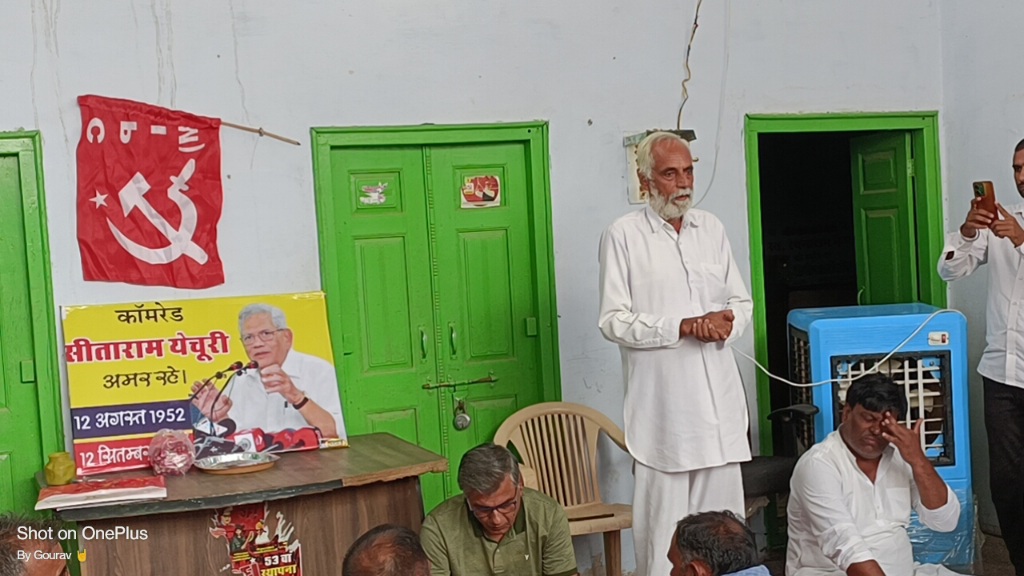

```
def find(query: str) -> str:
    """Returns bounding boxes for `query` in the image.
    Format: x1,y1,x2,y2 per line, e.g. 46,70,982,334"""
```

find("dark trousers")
984,377,1024,574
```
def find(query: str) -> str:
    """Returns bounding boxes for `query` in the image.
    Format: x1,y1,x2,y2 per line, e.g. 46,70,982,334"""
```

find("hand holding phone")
973,181,997,216
961,181,997,239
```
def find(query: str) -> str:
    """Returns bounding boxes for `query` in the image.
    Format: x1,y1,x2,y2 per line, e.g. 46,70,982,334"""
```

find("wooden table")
53,433,447,576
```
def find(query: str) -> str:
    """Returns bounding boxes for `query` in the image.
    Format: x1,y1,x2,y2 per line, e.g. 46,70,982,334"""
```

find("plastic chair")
494,402,631,576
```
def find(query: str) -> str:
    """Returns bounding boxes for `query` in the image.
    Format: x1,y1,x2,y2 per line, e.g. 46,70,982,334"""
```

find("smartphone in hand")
973,180,997,215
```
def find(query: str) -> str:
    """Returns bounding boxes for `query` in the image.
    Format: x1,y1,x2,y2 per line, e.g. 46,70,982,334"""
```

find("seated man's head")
238,303,293,367
341,524,429,576
0,515,69,576
458,443,524,541
840,373,908,460
668,511,759,576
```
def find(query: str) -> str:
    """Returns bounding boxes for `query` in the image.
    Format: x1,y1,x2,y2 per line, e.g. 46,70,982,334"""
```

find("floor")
979,535,1017,576
761,534,1015,575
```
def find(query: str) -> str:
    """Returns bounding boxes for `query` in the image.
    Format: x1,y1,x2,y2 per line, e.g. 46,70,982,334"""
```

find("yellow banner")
63,292,336,408
63,292,344,475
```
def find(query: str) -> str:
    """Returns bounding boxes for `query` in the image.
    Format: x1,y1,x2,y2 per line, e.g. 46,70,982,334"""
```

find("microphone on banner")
188,360,253,402
190,360,260,435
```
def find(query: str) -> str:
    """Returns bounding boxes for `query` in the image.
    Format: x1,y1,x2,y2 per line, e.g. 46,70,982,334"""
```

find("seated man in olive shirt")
420,443,578,576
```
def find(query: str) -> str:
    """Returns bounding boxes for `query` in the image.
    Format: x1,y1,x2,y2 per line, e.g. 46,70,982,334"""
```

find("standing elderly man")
419,443,578,576
599,131,753,576
937,138,1024,575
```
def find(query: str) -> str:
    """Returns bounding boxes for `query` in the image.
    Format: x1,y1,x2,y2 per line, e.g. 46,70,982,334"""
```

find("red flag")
77,95,225,289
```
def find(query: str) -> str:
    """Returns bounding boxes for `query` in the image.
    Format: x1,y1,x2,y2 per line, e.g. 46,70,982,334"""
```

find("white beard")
648,187,693,221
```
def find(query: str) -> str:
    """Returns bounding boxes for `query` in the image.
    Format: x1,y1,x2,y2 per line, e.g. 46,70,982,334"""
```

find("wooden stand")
52,434,447,576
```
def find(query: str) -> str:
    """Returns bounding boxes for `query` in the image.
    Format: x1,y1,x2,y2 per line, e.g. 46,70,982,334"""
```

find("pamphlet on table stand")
35,476,167,511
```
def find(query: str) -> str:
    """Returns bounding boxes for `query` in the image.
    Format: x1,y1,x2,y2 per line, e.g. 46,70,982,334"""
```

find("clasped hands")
961,198,1024,247
679,310,734,343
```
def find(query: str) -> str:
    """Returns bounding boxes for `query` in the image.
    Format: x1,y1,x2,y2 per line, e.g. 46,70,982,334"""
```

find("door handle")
449,322,458,358
422,372,498,390
20,360,35,383
419,327,428,360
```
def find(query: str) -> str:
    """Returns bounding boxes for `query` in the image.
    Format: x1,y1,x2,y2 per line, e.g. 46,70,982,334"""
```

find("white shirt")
786,431,960,576
937,202,1024,387
223,350,347,438
598,207,753,472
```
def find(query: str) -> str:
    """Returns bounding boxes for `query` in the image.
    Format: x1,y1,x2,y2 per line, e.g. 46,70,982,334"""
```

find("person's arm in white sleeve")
938,198,992,281
937,228,988,281
881,415,959,532
718,231,752,345
313,359,346,439
912,482,960,533
597,227,684,349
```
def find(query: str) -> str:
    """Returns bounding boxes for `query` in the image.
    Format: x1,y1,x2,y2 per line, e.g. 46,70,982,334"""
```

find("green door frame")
0,131,64,471
744,113,946,453
310,122,562,404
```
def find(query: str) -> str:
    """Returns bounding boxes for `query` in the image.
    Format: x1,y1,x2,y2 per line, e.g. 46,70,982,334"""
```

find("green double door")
323,140,549,509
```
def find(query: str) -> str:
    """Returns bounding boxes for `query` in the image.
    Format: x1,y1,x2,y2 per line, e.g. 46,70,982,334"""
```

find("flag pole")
221,121,301,146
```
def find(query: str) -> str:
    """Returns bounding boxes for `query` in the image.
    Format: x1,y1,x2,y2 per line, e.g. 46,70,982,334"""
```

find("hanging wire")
691,0,730,209
676,0,704,130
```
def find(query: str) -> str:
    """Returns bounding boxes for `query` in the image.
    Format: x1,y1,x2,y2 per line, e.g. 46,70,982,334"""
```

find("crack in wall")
150,0,177,106
229,0,252,125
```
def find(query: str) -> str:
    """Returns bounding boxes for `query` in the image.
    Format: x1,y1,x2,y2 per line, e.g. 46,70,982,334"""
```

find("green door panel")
850,132,918,304
427,144,542,497
0,146,45,512
325,147,446,506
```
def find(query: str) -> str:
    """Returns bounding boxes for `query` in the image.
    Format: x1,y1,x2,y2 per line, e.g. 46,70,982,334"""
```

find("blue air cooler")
787,303,973,567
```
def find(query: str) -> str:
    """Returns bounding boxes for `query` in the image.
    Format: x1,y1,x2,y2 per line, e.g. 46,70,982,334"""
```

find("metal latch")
422,372,498,390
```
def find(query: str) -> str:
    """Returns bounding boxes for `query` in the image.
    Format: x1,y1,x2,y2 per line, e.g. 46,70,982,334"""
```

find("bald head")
342,524,430,576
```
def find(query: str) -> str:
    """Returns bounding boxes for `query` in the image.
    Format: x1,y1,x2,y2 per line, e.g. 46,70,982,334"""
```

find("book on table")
35,476,167,511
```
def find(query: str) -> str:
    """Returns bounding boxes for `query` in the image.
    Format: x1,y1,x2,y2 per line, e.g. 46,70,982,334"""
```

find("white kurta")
937,202,1024,387
786,431,961,576
223,350,347,438
598,206,753,472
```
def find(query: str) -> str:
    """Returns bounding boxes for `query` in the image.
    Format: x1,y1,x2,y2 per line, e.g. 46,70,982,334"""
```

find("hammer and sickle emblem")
106,159,209,264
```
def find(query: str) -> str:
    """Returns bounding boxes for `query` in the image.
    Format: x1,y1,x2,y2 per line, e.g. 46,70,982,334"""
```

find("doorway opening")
744,113,947,455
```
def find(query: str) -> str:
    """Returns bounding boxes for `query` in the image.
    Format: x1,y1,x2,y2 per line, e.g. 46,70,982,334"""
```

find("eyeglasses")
241,329,285,345
467,484,521,518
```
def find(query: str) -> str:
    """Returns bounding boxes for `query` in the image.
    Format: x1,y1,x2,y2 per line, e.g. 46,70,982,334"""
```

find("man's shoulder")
424,494,471,530
792,432,846,481
686,208,726,232
287,350,337,376
604,208,650,235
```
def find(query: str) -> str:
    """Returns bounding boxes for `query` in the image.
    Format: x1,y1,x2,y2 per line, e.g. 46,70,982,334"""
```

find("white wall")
0,0,968,571
937,0,1024,534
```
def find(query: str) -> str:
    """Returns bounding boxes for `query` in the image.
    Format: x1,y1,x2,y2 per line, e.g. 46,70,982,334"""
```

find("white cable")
731,309,959,388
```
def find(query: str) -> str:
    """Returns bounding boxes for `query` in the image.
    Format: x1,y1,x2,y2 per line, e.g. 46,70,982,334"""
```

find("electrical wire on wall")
673,0,733,210
691,0,731,211
676,0,704,131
